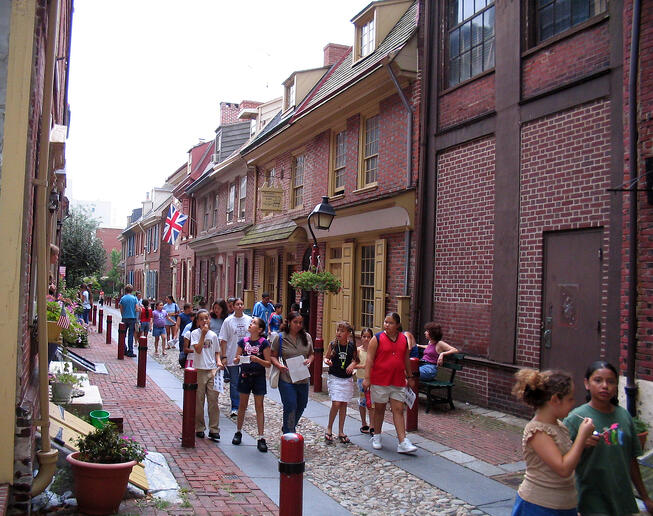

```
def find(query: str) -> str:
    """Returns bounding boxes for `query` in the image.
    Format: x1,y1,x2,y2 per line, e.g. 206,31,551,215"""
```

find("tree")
60,207,107,288
99,248,123,296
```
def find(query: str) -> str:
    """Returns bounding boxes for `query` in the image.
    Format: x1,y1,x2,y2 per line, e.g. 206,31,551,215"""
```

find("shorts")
140,322,150,334
370,384,406,404
237,374,267,396
153,326,166,337
327,375,354,402
511,494,576,515
357,378,367,407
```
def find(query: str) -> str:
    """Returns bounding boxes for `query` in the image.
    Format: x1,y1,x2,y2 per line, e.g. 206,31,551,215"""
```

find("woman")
81,284,91,324
209,298,228,335
363,312,418,454
163,295,180,345
270,311,314,434
416,322,458,380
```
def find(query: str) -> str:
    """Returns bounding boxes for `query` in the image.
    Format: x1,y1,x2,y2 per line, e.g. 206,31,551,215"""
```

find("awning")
238,220,306,247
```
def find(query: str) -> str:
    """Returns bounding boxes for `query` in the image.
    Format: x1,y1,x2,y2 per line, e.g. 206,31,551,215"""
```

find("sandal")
360,425,370,434
162,352,167,356
369,428,375,436
338,434,351,444
324,432,334,444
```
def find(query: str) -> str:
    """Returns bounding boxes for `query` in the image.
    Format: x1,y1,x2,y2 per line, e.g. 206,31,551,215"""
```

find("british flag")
163,204,188,245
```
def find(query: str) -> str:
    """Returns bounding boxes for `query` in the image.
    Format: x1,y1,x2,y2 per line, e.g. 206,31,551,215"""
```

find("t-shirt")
152,309,168,328
218,314,252,366
271,331,314,385
422,341,440,364
369,331,407,387
119,294,138,319
356,347,368,379
268,313,283,333
189,328,219,370
178,312,193,331
252,301,274,329
517,419,577,510
163,303,179,325
328,341,357,379
139,307,152,323
181,322,193,338
563,403,641,515
210,316,224,335
237,337,270,376
82,291,91,310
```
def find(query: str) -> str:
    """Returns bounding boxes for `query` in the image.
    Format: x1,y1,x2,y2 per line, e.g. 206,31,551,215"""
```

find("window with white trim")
362,115,379,186
227,183,235,222
238,176,247,220
291,154,305,208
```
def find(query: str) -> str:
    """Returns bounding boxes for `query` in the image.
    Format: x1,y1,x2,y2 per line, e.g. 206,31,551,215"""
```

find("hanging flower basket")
289,269,341,294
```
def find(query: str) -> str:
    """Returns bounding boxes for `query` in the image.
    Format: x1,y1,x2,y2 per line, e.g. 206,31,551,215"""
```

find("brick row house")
418,0,653,416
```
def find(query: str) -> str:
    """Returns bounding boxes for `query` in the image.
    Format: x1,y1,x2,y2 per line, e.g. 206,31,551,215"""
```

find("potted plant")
50,362,80,403
633,416,649,450
289,268,342,294
46,301,64,343
66,423,147,515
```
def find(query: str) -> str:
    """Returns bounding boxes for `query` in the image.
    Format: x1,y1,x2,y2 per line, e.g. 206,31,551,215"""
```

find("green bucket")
89,410,110,429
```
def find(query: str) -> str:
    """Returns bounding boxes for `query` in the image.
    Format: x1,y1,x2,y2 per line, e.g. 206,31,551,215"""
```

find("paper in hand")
285,355,311,383
214,369,224,393
404,386,416,409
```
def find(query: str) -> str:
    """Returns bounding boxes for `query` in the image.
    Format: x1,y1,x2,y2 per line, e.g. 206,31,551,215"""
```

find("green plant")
289,268,341,294
62,323,89,348
47,301,62,321
634,417,650,434
73,423,147,464
50,362,80,385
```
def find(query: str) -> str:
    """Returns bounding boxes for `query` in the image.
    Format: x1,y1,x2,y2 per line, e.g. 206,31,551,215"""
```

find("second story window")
362,115,379,186
332,130,346,194
227,183,235,222
202,198,209,231
359,17,376,58
447,0,495,88
535,0,606,44
265,167,276,186
291,154,305,208
153,224,159,251
238,176,247,220
212,193,218,227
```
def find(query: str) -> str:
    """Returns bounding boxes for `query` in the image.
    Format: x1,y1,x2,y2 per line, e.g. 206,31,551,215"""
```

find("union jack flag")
163,204,188,245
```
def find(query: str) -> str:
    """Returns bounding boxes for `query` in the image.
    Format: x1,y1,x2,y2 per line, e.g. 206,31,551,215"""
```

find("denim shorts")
140,322,150,334
153,326,165,337
237,374,267,396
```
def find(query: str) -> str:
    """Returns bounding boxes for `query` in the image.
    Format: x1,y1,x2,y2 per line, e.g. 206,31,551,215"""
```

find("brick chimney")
219,102,241,125
323,43,351,67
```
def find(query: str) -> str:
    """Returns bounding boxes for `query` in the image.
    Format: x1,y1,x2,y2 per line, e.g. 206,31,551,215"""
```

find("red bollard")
406,357,420,432
279,433,304,516
114,298,119,309
181,368,198,448
117,322,126,360
98,309,104,334
313,338,324,393
137,336,147,387
105,315,112,344
92,305,97,326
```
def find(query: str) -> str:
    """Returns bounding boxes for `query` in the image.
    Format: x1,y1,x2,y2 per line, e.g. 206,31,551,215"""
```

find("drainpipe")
31,0,61,496
625,0,642,417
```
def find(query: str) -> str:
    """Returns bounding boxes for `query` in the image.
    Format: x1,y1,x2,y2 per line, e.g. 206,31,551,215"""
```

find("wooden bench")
418,353,465,412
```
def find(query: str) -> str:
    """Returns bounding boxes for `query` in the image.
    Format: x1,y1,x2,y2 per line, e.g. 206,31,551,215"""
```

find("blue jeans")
82,308,90,324
226,365,240,411
419,362,438,381
122,318,137,354
278,380,309,434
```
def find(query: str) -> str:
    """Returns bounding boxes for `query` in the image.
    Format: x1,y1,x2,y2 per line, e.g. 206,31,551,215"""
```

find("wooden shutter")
373,239,386,331
341,243,355,324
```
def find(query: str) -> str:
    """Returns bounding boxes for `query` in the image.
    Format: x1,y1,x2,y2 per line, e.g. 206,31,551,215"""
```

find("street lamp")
307,196,336,268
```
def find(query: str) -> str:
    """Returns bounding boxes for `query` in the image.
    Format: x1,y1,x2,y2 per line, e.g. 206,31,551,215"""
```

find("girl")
356,328,375,434
270,311,314,434
511,369,595,515
190,309,223,440
138,299,152,345
564,361,653,515
163,295,180,346
417,322,459,381
232,317,271,452
363,312,418,454
209,299,228,335
324,321,359,444
152,301,168,355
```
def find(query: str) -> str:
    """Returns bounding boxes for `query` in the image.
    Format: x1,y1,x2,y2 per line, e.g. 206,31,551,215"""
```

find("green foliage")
100,249,123,295
74,423,147,464
62,323,89,348
61,207,107,289
289,268,341,294
634,417,650,434
47,301,61,321
50,362,80,385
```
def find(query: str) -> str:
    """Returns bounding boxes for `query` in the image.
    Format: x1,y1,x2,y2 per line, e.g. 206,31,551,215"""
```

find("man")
226,297,236,316
219,298,252,417
252,292,274,331
119,285,139,357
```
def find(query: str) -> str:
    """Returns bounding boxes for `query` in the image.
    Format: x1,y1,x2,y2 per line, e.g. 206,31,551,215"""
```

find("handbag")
269,333,283,389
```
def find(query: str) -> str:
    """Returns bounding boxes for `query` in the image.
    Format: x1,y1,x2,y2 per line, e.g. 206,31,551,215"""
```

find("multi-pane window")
212,194,218,227
359,244,375,329
202,198,209,231
363,116,379,185
227,183,235,222
292,155,305,208
334,131,346,193
447,0,495,88
238,176,247,220
535,0,606,43
265,168,276,186
360,18,376,58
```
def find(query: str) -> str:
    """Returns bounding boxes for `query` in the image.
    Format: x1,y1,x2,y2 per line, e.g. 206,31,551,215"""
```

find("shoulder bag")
268,332,283,389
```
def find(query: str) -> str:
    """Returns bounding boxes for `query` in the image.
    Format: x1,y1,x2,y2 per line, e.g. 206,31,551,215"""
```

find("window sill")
329,192,345,201
440,68,495,96
287,205,304,214
352,184,378,195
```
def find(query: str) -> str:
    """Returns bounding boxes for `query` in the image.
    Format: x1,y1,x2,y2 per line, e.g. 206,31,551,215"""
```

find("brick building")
95,227,121,274
419,0,650,415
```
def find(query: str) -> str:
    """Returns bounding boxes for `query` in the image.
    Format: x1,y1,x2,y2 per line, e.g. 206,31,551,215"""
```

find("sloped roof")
238,220,303,246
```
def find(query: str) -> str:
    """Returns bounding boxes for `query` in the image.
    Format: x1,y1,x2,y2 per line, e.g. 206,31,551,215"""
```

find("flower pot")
638,431,648,450
66,452,136,515
47,321,62,343
51,382,73,403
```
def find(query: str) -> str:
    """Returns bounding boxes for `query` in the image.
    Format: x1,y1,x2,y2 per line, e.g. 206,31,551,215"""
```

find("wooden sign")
260,186,284,212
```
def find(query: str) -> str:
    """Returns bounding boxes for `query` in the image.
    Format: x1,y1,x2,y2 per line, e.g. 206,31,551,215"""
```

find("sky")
65,0,370,227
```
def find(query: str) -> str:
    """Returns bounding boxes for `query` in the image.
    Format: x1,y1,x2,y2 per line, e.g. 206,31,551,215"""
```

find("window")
153,224,159,251
362,115,379,186
359,244,375,329
263,256,277,301
332,130,346,194
535,0,606,43
359,18,376,58
447,0,495,88
235,256,244,299
291,154,305,208
202,198,209,231
227,183,235,222
146,270,158,300
265,168,276,186
212,194,218,227
238,176,247,220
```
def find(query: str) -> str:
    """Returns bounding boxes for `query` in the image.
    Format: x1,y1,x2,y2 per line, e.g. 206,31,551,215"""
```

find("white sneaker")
371,434,382,450
397,437,417,454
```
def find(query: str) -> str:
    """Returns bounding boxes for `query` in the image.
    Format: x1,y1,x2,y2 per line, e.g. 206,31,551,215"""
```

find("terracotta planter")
47,321,62,343
66,452,136,515
638,431,648,451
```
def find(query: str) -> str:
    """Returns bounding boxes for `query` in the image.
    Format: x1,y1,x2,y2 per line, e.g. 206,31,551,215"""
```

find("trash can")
89,410,110,429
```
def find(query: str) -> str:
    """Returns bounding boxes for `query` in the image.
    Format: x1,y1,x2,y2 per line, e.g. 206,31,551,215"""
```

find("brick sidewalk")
74,329,277,515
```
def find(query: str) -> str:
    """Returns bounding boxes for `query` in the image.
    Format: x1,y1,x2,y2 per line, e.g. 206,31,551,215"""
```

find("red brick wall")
522,21,610,99
439,73,495,130
323,43,351,66
95,228,121,273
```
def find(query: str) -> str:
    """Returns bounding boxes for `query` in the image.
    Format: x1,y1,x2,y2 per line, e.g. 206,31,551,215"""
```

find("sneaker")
230,410,238,418
257,438,268,453
397,437,417,454
232,431,242,445
195,431,205,438
208,432,220,441
371,434,382,450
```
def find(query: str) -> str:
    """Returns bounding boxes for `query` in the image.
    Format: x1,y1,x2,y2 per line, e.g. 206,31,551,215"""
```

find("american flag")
163,204,188,245
57,305,70,329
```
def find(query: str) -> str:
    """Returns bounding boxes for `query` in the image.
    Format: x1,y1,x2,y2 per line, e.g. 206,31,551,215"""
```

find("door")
541,228,602,405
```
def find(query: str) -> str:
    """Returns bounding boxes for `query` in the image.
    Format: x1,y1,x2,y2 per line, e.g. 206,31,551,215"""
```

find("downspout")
625,0,642,417
32,0,61,496
385,60,414,296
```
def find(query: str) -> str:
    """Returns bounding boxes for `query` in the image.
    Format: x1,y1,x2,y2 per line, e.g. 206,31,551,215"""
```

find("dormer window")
284,80,296,111
359,17,376,57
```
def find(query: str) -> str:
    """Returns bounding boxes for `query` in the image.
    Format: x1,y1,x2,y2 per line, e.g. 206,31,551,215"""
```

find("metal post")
406,357,419,432
105,315,112,344
114,298,119,309
182,368,198,448
92,305,97,326
137,336,147,387
313,338,323,393
279,433,304,516
98,309,103,334
117,322,126,360
308,245,319,385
